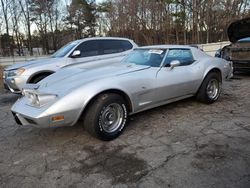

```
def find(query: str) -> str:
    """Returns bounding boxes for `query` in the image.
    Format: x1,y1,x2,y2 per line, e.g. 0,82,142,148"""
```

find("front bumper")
3,71,29,93
11,97,79,128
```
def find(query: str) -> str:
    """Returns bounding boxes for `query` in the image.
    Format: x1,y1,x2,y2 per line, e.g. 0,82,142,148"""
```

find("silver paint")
3,37,137,93
11,45,233,128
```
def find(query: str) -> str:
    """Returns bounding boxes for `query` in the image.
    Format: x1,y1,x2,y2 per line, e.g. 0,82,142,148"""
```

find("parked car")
3,37,137,93
11,45,233,140
216,17,250,71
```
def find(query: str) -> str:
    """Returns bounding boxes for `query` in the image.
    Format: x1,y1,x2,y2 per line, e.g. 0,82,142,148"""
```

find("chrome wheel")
206,79,220,99
99,103,125,133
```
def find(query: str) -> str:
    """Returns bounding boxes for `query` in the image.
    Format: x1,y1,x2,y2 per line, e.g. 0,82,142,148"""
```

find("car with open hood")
11,45,233,140
216,17,250,71
3,37,137,93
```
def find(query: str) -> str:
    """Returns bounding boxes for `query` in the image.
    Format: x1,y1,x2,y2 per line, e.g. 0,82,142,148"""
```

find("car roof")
137,45,193,49
74,37,134,43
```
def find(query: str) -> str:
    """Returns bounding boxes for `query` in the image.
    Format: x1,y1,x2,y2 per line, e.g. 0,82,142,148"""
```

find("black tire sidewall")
87,94,128,141
197,72,222,104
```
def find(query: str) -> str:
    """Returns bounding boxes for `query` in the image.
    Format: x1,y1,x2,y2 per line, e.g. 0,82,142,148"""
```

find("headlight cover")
8,68,25,77
23,90,57,107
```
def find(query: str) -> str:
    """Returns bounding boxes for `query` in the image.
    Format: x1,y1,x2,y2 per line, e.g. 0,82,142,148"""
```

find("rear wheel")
196,72,222,104
83,93,128,141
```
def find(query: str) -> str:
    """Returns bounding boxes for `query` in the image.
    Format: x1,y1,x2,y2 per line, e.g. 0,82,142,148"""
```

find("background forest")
0,0,249,56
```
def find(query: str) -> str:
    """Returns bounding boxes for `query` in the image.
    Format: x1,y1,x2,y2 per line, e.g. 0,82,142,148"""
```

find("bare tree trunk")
0,0,13,56
19,0,33,56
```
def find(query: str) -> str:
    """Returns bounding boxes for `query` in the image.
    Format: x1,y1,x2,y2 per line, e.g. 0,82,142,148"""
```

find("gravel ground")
0,74,250,188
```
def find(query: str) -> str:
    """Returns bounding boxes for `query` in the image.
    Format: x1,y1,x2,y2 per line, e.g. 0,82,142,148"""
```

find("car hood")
4,57,59,71
228,17,250,43
38,63,150,94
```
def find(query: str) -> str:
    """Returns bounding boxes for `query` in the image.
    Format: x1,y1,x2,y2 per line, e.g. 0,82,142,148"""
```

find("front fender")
44,80,133,126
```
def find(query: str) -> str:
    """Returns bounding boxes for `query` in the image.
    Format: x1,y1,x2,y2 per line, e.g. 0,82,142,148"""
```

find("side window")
100,40,133,55
164,49,195,66
101,40,123,55
75,40,101,57
121,40,133,51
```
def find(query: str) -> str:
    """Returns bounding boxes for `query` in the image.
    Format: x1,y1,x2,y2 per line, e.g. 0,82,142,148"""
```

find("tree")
0,0,13,55
19,0,33,55
11,0,23,56
66,0,96,39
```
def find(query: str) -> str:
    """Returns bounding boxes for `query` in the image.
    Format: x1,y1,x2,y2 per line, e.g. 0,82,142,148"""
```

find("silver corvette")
11,45,233,140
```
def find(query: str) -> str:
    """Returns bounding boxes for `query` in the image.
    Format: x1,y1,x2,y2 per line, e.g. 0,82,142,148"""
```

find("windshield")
51,41,80,58
122,49,166,67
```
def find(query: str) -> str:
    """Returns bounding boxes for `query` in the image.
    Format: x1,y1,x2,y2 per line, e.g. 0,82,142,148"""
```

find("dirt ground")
0,73,250,188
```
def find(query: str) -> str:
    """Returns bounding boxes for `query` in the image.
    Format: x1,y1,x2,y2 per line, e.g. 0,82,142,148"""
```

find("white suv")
3,37,137,93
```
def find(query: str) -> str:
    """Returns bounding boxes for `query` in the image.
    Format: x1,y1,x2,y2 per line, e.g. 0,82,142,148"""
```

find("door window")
73,39,133,57
75,40,101,57
164,49,195,66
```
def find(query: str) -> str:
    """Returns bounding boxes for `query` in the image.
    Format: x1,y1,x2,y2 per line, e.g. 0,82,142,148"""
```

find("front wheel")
83,93,128,141
196,72,222,104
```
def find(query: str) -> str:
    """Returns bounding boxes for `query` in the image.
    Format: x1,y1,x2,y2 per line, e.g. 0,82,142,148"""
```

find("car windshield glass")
122,49,166,67
51,41,80,58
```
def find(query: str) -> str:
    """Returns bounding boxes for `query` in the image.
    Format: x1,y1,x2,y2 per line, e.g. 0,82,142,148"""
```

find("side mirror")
169,60,181,70
71,50,81,58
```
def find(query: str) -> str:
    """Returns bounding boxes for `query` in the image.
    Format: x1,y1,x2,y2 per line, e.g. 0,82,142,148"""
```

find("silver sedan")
11,45,233,140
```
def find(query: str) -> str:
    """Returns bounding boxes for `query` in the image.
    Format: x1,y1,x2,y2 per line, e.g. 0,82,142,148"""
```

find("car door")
68,40,102,65
156,48,201,102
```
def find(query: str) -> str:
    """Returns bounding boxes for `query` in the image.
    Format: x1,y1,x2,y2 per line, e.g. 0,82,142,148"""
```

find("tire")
196,72,222,104
83,93,128,141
